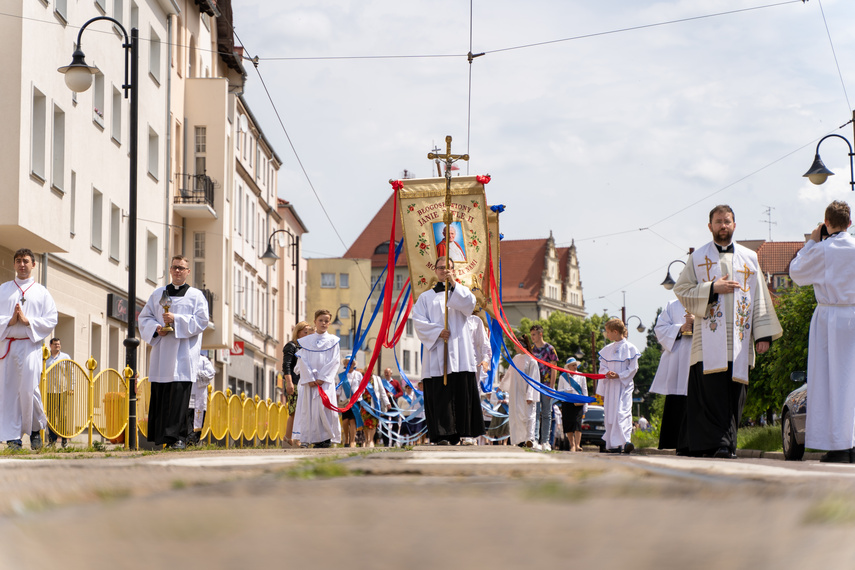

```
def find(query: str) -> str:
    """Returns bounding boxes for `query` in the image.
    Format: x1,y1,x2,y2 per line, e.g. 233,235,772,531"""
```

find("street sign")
632,397,644,403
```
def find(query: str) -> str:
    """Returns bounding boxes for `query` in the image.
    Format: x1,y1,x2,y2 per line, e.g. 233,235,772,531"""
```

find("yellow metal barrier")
41,350,290,450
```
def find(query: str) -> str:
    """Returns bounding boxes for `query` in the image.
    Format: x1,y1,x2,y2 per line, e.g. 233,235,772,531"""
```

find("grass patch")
95,487,132,502
172,479,187,490
523,480,588,503
280,456,355,480
804,495,855,525
736,425,781,452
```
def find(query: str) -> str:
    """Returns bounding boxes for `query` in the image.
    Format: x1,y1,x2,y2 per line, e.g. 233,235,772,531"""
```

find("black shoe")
187,432,200,446
713,446,736,459
313,440,331,449
170,440,186,450
437,440,451,446
30,432,42,450
6,440,22,451
819,449,851,463
605,447,622,454
851,448,855,463
623,442,635,455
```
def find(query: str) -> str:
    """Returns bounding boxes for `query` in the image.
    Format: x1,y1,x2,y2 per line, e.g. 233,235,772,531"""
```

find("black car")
781,371,807,461
580,405,606,450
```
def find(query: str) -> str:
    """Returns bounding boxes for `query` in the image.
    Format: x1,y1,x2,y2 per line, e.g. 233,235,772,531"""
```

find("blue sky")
234,0,855,348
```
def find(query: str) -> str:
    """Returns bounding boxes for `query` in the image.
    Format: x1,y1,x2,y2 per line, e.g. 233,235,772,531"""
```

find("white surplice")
191,355,216,430
468,315,491,386
674,241,782,383
650,299,692,397
139,286,210,384
790,232,855,450
0,277,57,441
412,284,477,378
294,332,342,444
597,338,639,449
507,353,538,446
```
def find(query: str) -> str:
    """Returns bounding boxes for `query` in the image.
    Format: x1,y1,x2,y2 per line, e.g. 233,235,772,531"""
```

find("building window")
146,232,157,282
95,0,106,11
194,232,205,289
339,273,349,289
395,273,404,291
147,127,159,179
31,87,46,180
55,0,68,20
111,87,122,143
70,171,76,236
91,188,103,251
149,28,161,84
93,73,105,127
321,273,335,288
130,1,138,28
109,203,121,261
235,186,242,234
51,104,65,191
403,350,411,373
406,319,413,337
194,126,206,175
113,0,123,28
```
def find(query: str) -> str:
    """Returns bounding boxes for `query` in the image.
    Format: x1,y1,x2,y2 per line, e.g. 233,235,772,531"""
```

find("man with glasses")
139,255,210,449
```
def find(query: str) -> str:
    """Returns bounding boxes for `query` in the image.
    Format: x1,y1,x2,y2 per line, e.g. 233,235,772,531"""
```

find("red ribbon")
390,180,404,191
0,338,28,360
476,174,491,185
318,191,402,412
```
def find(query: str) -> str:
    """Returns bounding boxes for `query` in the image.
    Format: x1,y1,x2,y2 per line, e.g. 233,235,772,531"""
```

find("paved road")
1,446,854,569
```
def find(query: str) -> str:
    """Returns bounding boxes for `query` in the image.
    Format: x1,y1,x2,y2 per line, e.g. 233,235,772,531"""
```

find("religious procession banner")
396,176,493,312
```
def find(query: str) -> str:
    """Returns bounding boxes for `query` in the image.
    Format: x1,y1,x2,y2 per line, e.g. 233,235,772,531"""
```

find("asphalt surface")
1,445,854,569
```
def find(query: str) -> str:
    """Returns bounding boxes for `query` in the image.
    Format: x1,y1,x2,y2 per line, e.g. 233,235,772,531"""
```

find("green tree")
744,285,815,422
633,308,662,419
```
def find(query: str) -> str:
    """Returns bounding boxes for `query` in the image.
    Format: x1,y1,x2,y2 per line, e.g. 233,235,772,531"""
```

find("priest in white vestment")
597,319,639,453
0,249,57,449
674,205,782,458
139,255,209,449
293,309,342,447
650,298,693,452
412,257,485,445
789,200,855,463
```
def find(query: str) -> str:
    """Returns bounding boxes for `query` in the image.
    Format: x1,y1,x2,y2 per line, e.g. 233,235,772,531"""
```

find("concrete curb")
637,447,825,461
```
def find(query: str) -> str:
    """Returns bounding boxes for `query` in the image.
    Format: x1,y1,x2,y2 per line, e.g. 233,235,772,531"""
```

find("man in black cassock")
412,257,485,445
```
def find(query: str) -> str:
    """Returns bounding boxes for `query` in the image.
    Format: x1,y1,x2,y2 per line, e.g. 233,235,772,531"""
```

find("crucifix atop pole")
426,136,469,385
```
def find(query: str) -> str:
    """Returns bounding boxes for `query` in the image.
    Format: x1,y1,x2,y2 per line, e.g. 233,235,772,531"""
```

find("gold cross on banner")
426,135,470,386
697,255,716,282
736,262,755,292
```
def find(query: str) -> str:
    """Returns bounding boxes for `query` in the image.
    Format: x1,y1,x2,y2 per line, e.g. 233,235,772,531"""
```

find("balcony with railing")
174,173,217,219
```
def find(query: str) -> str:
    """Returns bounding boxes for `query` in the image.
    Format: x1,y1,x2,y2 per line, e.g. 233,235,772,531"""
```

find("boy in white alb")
597,319,640,454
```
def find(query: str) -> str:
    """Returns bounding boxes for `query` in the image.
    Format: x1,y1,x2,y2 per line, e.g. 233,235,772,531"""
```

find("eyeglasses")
170,265,189,271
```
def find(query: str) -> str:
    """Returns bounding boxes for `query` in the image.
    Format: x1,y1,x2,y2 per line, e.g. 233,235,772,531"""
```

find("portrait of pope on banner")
433,221,467,262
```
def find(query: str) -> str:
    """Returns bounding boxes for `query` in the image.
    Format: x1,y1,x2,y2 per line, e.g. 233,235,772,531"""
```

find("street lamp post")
625,315,646,334
803,132,855,191
261,228,300,321
660,260,687,290
59,17,140,449
333,304,358,355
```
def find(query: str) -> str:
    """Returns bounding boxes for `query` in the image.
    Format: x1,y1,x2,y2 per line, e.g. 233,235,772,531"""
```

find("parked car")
781,371,807,461
580,405,606,450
